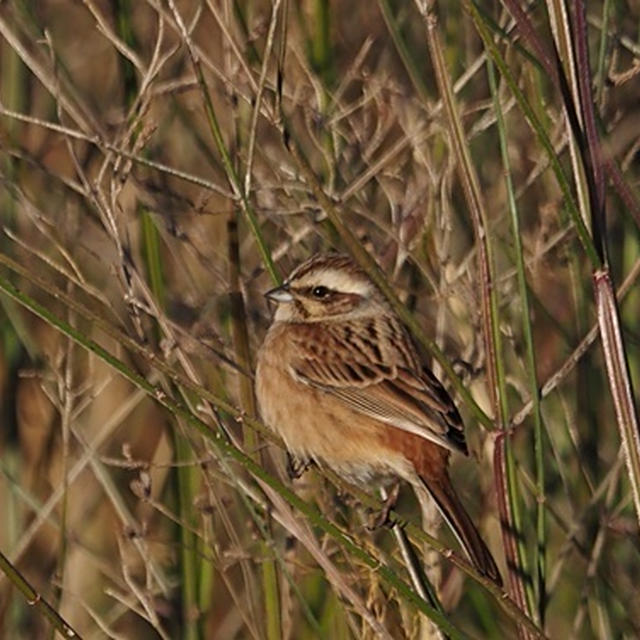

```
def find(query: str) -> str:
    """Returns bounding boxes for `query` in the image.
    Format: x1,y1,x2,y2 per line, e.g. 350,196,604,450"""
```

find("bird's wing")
289,319,467,454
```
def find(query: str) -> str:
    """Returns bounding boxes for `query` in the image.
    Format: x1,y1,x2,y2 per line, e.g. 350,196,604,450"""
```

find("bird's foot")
286,453,314,480
367,482,400,530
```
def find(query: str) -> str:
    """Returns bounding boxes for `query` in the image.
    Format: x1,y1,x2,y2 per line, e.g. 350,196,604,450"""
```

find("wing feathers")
290,318,467,454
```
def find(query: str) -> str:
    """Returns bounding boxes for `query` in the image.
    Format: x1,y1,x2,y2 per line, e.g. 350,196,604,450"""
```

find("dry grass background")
1,0,640,638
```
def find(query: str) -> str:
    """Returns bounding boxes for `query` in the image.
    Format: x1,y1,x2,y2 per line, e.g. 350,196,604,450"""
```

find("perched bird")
255,252,501,585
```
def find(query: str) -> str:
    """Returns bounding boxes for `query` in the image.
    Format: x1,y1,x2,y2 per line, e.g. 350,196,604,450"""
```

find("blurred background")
1,0,640,638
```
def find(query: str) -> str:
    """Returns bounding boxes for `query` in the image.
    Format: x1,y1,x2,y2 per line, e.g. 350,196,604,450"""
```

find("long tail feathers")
420,475,502,587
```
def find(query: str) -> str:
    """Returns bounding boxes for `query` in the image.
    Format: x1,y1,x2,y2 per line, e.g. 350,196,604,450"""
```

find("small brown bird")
255,253,501,585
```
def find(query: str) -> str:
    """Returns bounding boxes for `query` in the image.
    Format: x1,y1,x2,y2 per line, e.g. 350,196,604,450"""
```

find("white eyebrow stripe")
299,269,373,296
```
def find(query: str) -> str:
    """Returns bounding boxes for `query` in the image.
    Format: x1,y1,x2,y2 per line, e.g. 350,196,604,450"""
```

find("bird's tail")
418,474,502,586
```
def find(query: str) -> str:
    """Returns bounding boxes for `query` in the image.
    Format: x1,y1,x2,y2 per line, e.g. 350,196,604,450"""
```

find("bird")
255,252,502,585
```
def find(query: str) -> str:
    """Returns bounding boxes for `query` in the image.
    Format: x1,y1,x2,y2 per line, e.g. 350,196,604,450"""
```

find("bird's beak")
265,283,294,303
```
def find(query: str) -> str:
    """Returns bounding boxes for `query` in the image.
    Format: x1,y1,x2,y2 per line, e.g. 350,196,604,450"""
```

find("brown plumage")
255,253,502,585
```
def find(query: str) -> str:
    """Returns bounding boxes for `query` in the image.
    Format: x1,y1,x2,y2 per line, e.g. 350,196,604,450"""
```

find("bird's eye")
311,286,330,299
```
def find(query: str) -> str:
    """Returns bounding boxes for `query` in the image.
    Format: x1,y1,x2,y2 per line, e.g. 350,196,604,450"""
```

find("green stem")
0,549,81,639
227,217,281,640
488,60,544,625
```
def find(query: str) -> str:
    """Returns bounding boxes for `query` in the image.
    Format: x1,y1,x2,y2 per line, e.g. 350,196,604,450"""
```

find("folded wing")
290,318,467,455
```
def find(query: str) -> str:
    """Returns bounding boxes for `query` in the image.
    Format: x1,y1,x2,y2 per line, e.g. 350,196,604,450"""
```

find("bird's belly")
255,360,411,484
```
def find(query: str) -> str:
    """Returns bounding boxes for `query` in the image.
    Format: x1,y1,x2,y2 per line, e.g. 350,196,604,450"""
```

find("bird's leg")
286,453,314,479
368,481,401,530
